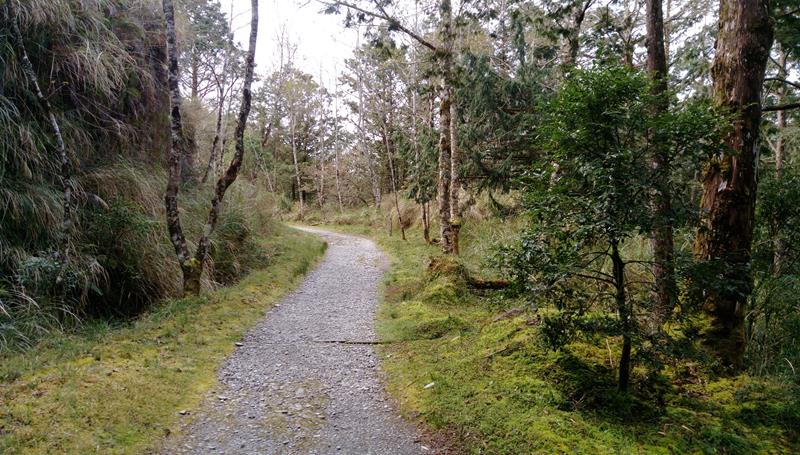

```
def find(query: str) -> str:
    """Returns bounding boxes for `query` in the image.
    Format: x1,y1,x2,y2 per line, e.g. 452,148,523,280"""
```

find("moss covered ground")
321,219,800,454
0,226,326,454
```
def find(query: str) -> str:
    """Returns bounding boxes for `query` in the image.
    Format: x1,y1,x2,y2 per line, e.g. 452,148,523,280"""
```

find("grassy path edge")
0,225,327,454
294,222,800,455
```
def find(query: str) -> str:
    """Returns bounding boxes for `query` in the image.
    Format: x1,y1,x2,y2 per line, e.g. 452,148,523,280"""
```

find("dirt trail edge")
161,227,425,455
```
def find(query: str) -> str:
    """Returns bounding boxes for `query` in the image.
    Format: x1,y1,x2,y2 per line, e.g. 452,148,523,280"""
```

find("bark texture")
162,0,197,295
437,0,455,254
695,0,773,371
646,0,676,328
449,99,462,255
560,0,593,69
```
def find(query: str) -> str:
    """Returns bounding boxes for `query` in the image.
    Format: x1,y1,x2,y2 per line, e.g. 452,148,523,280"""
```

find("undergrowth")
316,213,800,454
1,162,280,352
0,226,326,454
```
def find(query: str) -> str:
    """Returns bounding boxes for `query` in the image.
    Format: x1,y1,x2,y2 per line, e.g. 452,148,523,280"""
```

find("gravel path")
161,227,425,455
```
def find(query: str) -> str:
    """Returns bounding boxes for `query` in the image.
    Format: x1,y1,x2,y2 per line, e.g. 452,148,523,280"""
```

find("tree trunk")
611,240,631,392
560,0,593,70
695,0,773,372
773,50,788,274
162,0,196,295
202,8,235,184
449,98,462,255
438,85,453,253
191,50,199,100
422,202,431,244
202,85,226,183
291,112,305,218
437,0,455,254
384,120,406,240
356,35,381,210
646,0,676,329
334,83,344,214
192,0,258,289
318,155,326,209
8,3,74,283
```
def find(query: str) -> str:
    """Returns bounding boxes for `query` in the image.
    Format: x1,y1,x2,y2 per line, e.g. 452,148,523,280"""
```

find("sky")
219,0,360,89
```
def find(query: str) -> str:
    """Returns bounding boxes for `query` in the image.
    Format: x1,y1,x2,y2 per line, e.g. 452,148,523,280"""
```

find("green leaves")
497,63,728,376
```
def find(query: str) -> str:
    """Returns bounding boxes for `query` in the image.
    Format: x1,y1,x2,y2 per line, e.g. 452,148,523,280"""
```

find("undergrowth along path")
163,227,424,454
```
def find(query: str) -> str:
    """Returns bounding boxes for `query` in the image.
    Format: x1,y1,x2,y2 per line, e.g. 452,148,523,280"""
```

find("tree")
163,0,259,295
645,0,676,329
325,0,462,253
506,66,657,391
177,0,230,100
694,0,774,371
503,64,725,391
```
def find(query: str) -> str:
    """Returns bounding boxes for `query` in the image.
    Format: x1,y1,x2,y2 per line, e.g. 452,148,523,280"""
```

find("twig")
606,338,615,368
786,358,796,375
313,339,395,345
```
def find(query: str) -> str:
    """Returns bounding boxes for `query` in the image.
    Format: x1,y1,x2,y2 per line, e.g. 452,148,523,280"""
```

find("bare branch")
763,102,800,112
320,0,438,52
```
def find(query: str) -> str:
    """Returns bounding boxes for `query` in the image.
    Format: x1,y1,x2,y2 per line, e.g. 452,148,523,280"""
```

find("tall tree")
436,0,457,253
326,0,462,254
695,0,774,371
646,0,676,328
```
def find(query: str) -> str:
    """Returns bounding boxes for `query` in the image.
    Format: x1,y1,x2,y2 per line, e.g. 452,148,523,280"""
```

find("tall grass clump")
0,0,278,352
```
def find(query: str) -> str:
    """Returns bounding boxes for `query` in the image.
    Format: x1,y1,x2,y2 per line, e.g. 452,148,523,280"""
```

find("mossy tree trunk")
437,0,456,254
449,99,462,255
559,0,594,70
163,0,195,296
694,0,773,371
163,0,259,296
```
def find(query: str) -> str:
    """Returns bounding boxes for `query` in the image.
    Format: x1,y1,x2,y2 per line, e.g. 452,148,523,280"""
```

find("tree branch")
764,77,800,91
763,102,800,112
320,0,439,52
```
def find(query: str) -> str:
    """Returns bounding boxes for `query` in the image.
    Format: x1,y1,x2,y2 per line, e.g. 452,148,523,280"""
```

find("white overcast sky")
219,0,360,89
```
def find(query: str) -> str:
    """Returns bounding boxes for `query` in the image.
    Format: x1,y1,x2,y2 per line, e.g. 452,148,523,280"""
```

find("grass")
314,214,800,454
0,225,326,454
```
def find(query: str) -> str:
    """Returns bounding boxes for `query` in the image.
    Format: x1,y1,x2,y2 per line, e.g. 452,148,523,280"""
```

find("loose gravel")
161,227,425,455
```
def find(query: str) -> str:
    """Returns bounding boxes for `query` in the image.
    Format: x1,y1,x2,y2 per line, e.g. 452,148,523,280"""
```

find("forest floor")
160,227,426,454
306,216,800,455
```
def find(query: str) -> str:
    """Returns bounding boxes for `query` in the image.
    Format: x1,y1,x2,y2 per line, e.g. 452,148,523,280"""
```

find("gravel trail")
161,227,424,455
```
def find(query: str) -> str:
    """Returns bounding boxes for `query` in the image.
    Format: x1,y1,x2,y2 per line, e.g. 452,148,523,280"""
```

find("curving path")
161,227,424,455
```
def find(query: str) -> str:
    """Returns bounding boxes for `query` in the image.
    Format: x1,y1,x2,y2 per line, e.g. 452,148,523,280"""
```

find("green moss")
0,226,326,454
317,217,800,455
